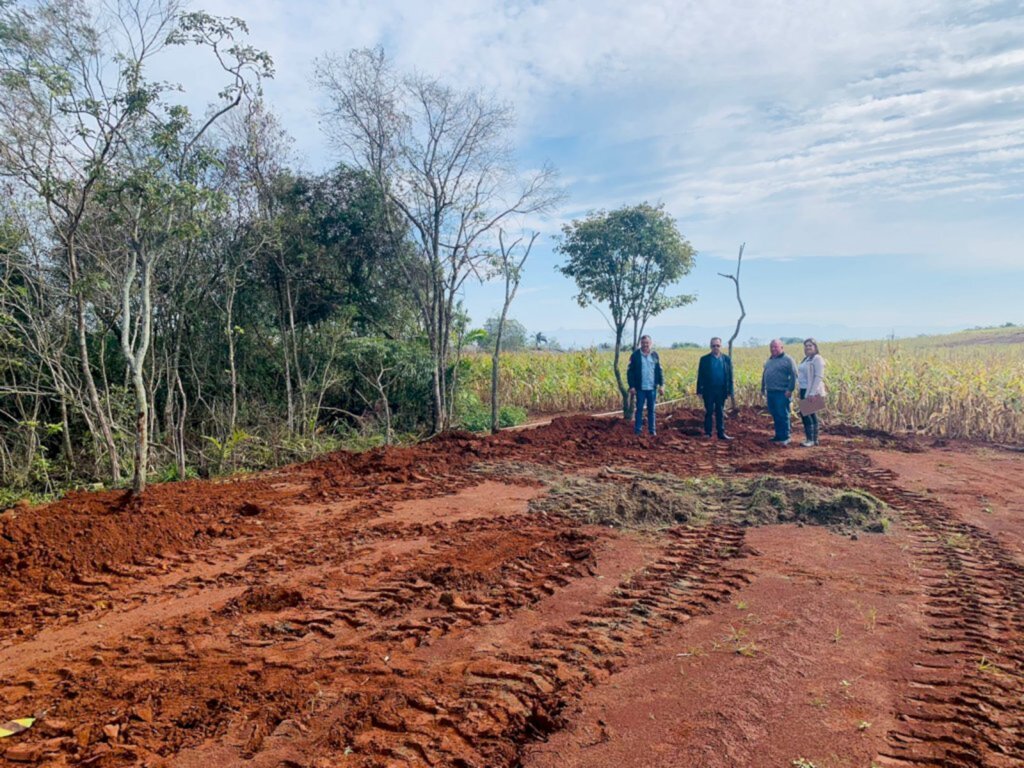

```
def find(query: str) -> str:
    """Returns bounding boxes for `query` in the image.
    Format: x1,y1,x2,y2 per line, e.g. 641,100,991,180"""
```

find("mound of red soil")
0,478,281,597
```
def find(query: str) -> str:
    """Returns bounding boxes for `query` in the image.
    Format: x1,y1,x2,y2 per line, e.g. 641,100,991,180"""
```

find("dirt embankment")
1,407,1023,767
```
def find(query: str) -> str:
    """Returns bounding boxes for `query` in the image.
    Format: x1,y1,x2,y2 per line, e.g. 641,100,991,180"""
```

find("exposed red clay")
1,408,1021,767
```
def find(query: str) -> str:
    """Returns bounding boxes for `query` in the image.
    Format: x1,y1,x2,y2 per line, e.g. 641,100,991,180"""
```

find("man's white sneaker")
801,440,815,448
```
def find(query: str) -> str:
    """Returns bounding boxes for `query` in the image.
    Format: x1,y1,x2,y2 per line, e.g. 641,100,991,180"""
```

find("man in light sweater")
627,334,664,436
760,339,799,445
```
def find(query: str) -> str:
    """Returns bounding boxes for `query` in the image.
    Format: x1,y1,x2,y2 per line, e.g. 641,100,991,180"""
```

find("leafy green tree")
557,203,695,415
233,165,417,436
482,317,527,352
334,338,433,443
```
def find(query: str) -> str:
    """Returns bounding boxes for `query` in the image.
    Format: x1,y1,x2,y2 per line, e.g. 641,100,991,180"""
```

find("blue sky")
168,0,1024,345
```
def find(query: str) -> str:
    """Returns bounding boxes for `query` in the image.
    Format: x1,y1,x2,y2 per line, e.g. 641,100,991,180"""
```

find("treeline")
0,0,557,497
1,1,706,500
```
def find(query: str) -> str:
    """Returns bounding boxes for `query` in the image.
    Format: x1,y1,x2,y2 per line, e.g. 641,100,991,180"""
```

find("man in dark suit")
696,337,733,440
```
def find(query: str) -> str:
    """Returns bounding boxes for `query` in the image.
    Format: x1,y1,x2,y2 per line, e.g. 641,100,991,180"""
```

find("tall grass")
466,330,1024,443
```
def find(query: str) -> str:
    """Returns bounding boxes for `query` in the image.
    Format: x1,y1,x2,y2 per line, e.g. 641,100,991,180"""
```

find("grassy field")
465,328,1024,443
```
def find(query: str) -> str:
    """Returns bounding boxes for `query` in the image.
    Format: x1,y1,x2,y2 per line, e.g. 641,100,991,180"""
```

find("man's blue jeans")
766,390,792,441
635,389,657,435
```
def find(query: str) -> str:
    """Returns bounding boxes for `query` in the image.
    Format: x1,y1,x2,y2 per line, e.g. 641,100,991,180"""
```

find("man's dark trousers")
703,391,727,437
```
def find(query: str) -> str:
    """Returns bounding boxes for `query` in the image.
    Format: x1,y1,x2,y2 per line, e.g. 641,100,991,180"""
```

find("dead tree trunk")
718,242,746,410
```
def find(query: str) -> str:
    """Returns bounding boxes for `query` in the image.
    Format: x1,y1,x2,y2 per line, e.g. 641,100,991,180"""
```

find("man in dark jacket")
696,337,733,440
627,334,664,436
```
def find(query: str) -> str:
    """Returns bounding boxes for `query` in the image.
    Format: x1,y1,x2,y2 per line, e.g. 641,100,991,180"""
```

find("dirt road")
1,408,1022,767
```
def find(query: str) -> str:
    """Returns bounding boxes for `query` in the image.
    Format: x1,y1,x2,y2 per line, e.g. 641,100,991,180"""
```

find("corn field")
465,330,1024,443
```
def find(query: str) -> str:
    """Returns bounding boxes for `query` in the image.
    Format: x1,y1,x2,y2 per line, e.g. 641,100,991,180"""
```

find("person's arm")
787,357,798,397
760,362,767,396
810,356,826,396
726,356,734,397
695,357,704,395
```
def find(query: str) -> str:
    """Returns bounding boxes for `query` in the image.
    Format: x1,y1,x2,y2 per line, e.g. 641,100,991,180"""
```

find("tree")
718,242,746,409
482,317,527,352
487,231,537,433
336,338,431,444
557,203,695,416
0,0,174,484
0,0,271,494
99,14,268,495
315,47,559,432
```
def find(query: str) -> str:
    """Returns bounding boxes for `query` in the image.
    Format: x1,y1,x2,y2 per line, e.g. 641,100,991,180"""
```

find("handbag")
799,394,826,416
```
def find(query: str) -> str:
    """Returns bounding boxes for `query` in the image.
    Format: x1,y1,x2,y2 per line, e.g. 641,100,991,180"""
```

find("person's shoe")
703,433,713,439
718,434,733,441
778,439,790,446
801,440,815,447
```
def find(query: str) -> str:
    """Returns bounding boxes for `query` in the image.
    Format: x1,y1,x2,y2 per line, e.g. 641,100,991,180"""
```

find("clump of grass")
864,606,878,631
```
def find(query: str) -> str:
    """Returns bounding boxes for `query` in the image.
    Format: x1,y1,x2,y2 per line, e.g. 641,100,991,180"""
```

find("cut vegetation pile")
518,466,889,533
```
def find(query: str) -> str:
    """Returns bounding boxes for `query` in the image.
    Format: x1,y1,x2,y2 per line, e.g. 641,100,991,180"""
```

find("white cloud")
152,0,1024,331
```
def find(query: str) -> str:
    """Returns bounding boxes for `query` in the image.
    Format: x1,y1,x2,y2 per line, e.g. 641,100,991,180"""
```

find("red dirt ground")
1,407,1022,767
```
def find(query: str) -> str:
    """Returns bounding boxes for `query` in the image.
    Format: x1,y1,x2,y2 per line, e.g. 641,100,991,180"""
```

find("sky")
163,0,1024,346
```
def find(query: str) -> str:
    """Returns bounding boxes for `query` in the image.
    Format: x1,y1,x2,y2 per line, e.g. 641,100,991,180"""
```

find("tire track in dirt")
76,517,748,767
313,523,751,768
857,467,1024,767
0,506,608,766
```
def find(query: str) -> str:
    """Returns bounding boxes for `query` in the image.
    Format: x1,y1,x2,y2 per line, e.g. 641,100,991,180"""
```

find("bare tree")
489,230,538,433
107,16,270,495
315,48,558,432
214,102,292,436
718,242,746,409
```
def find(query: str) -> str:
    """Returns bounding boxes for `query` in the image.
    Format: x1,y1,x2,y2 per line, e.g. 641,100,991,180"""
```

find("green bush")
498,404,528,427
454,390,527,432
